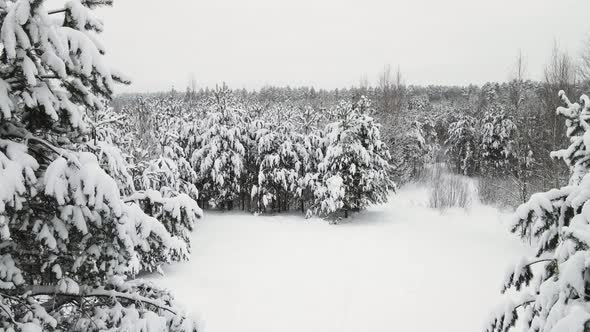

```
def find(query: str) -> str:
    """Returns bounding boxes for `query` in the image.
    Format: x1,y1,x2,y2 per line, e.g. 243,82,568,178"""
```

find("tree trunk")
284,192,288,212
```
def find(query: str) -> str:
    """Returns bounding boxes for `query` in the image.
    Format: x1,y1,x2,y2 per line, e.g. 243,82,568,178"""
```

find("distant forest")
113,47,589,208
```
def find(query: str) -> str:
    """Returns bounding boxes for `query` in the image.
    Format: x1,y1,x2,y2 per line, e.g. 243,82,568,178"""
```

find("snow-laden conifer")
0,1,199,330
253,106,302,212
191,85,246,209
486,92,590,332
446,115,478,175
313,97,395,217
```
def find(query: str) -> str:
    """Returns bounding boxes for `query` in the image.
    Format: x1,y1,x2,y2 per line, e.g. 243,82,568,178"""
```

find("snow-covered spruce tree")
486,91,590,332
191,85,246,209
0,1,198,330
314,97,395,218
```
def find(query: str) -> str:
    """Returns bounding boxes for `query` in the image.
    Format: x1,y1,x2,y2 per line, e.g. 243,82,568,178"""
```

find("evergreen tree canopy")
0,1,199,330
317,98,395,216
486,91,590,332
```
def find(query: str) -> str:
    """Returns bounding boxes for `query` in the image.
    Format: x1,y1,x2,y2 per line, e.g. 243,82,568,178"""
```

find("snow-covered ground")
151,185,531,332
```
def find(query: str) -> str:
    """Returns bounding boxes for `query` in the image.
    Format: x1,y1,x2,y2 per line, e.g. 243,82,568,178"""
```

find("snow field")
152,185,531,332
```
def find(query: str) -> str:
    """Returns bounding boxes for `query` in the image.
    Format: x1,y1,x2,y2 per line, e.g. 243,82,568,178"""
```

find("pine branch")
513,299,535,311
19,285,179,315
0,300,17,325
26,136,65,156
47,0,114,15
0,240,15,251
525,258,554,267
5,75,60,84
4,127,82,169
94,115,125,128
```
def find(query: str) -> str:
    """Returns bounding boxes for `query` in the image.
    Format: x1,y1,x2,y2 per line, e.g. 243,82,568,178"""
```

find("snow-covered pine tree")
89,96,202,266
121,97,159,160
125,98,166,161
295,131,324,215
253,105,301,213
125,95,199,201
139,135,199,200
296,105,322,135
113,94,203,250
293,105,325,214
486,91,590,332
0,1,198,330
241,103,266,212
87,105,136,196
315,97,395,217
445,115,478,175
132,133,200,247
480,108,517,174
191,85,246,209
119,95,190,162
396,120,432,182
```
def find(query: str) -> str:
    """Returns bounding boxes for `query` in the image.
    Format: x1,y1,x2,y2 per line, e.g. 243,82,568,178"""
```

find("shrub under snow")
424,164,478,210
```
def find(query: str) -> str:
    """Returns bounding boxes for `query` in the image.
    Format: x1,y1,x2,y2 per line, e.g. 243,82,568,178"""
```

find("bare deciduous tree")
508,50,528,113
378,64,405,116
359,74,369,90
377,64,406,142
579,35,590,82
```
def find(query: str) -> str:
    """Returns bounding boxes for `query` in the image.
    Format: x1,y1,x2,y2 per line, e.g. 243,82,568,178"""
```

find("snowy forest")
2,0,590,332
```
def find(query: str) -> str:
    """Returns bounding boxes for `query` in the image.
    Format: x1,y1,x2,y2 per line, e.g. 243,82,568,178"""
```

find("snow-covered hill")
150,185,530,332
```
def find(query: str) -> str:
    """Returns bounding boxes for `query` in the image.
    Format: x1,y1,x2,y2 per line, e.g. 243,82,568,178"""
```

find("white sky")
85,0,590,92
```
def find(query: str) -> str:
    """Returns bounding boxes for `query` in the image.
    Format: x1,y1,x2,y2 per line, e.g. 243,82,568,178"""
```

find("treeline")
112,86,395,218
116,78,583,208
368,50,586,206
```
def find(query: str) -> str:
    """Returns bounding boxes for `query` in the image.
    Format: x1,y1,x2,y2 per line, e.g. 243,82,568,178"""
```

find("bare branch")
47,8,67,15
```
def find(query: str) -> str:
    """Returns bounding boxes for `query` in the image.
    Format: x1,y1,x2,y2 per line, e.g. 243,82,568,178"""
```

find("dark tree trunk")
284,192,288,212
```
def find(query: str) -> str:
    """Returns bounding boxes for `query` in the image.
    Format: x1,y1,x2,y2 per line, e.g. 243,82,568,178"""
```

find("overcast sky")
88,0,590,92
